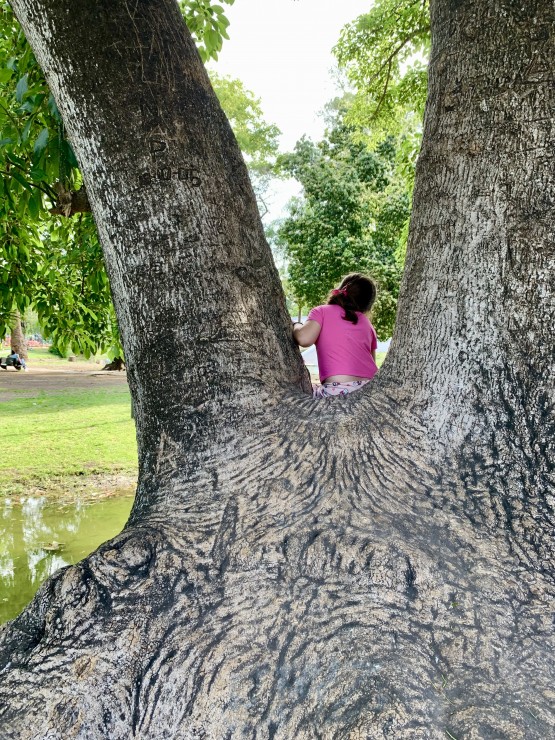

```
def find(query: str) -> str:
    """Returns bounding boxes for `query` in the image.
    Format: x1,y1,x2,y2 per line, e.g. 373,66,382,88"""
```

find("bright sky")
209,0,372,221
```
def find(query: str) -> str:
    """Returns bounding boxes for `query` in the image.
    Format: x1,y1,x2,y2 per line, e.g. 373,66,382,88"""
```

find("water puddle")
0,494,134,624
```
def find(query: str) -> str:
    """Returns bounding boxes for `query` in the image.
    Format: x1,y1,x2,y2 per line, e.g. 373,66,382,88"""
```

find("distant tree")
209,72,281,217
275,109,409,338
333,0,431,270
334,0,430,140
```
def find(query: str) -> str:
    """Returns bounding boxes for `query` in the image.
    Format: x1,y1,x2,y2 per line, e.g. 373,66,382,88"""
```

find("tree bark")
9,312,27,359
0,1,553,738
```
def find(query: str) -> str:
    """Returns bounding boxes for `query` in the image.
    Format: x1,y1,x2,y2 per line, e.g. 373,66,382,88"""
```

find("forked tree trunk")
1,1,554,738
9,312,27,359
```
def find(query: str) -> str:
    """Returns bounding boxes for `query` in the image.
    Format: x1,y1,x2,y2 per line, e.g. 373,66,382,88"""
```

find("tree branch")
365,23,431,120
371,57,393,122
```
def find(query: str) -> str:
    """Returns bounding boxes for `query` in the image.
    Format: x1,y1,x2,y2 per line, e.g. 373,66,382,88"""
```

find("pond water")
0,494,134,624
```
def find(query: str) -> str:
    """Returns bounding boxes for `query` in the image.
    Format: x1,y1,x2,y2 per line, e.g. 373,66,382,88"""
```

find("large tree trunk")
9,312,27,359
1,1,553,738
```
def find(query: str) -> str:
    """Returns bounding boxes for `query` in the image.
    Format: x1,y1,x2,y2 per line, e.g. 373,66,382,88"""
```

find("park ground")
0,347,137,500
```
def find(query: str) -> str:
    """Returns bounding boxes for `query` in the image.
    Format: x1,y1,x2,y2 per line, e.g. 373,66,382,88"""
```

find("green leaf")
64,140,79,168
29,166,47,180
77,302,98,321
15,73,28,102
206,30,221,50
19,101,36,114
0,68,13,83
0,137,13,148
7,153,27,168
21,117,33,142
33,127,49,154
10,170,33,192
28,190,41,220
47,93,60,119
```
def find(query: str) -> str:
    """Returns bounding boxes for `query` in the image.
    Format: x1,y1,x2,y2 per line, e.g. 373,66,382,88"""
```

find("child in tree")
292,273,378,398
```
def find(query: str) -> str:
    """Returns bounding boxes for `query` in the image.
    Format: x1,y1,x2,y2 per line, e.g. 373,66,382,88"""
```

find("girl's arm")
292,320,321,347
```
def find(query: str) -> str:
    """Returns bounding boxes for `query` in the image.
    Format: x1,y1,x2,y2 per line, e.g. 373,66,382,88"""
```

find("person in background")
7,349,27,371
292,273,378,398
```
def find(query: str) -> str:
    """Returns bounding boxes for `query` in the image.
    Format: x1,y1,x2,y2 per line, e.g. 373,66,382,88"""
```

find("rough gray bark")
0,1,553,738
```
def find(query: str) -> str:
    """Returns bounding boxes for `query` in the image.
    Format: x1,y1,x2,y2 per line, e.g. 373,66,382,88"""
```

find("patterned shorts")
312,379,370,399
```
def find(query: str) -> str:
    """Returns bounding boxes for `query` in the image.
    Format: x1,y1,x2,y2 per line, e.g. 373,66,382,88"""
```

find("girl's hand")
292,320,321,347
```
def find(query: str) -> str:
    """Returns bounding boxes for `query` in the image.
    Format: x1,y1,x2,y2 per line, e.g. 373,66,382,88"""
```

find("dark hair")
326,273,377,324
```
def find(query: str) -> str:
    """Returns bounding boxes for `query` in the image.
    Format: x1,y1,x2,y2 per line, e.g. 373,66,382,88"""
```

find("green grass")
23,347,107,370
0,387,137,487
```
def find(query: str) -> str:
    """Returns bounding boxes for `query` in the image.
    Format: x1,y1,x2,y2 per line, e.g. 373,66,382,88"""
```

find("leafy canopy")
332,0,431,269
209,72,281,216
334,0,430,140
179,0,235,62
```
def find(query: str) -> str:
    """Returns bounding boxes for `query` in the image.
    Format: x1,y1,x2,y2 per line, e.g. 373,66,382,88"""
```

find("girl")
292,273,378,398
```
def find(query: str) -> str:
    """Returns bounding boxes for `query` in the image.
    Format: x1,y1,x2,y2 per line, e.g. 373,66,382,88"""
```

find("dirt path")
0,367,129,401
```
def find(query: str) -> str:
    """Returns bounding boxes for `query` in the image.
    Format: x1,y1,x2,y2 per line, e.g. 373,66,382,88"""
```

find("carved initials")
149,139,168,155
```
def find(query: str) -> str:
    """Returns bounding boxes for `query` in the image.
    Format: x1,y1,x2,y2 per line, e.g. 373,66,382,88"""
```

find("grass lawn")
0,387,137,495
24,346,109,371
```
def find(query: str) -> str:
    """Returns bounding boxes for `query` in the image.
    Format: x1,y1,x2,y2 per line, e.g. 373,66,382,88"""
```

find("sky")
209,0,372,221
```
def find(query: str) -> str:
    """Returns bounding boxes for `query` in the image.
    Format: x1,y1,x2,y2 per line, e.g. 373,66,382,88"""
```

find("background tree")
274,106,409,338
334,0,430,141
0,1,554,738
333,0,431,269
209,72,280,217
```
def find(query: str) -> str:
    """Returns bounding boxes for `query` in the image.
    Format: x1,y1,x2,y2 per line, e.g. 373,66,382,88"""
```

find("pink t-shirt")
307,303,378,383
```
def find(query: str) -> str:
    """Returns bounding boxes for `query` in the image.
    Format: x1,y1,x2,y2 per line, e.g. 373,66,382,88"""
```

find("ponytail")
326,273,376,324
